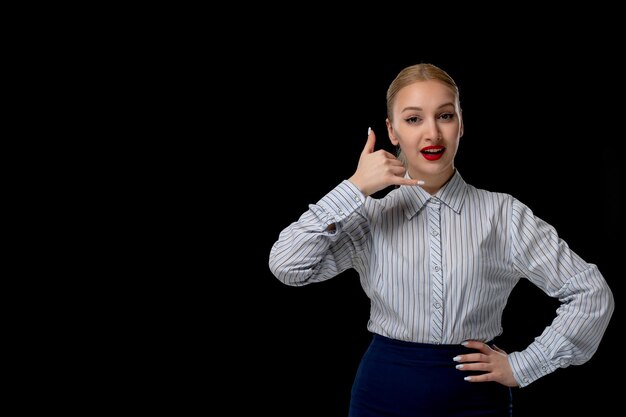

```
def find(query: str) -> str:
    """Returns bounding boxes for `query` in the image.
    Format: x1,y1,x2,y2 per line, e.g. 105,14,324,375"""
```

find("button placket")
427,198,444,344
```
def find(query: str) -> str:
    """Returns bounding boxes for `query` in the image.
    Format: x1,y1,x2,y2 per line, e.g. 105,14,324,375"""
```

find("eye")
439,113,455,121
405,116,422,124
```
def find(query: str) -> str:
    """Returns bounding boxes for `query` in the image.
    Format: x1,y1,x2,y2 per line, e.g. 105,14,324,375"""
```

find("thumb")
361,127,376,155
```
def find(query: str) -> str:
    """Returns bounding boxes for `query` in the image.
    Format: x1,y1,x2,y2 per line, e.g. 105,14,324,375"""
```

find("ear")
386,118,399,146
459,110,464,138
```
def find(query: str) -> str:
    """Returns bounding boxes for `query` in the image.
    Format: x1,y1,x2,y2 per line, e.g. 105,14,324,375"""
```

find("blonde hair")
386,63,461,165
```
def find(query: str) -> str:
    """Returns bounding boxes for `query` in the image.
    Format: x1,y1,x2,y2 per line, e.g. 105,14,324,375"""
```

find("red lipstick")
420,145,445,161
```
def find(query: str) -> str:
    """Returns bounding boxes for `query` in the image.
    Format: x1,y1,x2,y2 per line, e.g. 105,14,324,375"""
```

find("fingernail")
464,376,472,381
453,356,462,362
455,364,464,369
368,127,372,136
461,341,469,346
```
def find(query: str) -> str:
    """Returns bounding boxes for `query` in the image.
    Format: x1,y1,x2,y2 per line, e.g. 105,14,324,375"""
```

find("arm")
269,128,418,286
268,180,368,286
506,200,614,387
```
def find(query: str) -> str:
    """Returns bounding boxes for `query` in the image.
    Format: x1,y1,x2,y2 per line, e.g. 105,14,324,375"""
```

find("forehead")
394,80,457,111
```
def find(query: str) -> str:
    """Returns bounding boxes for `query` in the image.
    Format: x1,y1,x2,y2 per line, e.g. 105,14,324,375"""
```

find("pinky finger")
463,374,493,383
492,344,507,354
393,178,420,187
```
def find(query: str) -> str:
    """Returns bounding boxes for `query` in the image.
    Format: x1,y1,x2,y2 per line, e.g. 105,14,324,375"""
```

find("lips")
420,145,445,161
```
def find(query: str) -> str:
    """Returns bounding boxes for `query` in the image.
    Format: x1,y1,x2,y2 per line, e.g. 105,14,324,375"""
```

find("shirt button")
434,266,440,272
353,195,360,202
338,209,344,215
523,377,529,383
431,230,439,236
434,302,441,309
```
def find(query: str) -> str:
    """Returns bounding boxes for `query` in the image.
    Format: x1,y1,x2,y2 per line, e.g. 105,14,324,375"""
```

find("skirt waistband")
371,333,493,359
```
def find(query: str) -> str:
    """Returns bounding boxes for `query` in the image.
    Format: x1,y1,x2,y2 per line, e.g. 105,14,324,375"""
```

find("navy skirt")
349,334,512,417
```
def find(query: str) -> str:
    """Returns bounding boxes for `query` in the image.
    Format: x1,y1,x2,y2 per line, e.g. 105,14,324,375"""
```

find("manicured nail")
368,127,372,136
461,341,469,346
464,376,472,381
456,364,464,369
453,356,462,362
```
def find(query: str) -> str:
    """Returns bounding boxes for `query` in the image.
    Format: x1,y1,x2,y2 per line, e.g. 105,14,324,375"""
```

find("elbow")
587,278,615,348
594,273,615,320
268,255,311,287
588,278,615,328
269,240,325,286
605,281,615,320
268,255,288,285
581,268,615,322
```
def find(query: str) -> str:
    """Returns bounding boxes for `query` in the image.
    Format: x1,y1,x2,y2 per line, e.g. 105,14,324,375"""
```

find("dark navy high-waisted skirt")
349,334,512,417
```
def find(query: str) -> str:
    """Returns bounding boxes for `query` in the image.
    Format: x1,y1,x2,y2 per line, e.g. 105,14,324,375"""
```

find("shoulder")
465,183,516,205
363,186,404,212
465,184,545,228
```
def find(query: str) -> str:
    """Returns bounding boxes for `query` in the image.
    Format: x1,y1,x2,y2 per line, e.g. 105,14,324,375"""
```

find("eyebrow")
401,103,455,113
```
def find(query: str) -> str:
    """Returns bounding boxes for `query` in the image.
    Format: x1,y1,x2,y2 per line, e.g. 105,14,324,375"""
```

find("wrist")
348,176,369,196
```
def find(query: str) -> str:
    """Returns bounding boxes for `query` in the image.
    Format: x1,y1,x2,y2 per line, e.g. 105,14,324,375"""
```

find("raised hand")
453,341,519,387
348,128,419,196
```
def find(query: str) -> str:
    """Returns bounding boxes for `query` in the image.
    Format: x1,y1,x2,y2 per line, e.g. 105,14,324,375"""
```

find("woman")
268,63,614,416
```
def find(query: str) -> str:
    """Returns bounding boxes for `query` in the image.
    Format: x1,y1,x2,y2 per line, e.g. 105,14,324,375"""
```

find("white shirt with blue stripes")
269,170,614,387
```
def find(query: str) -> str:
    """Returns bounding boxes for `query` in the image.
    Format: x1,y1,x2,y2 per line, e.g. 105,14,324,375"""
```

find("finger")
463,373,495,383
362,127,376,155
389,171,421,186
491,344,507,354
453,353,488,363
382,153,407,164
455,362,490,372
389,165,408,176
462,340,491,354
389,177,421,187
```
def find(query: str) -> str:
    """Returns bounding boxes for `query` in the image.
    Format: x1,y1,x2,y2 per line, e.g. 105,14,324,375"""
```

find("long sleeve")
507,200,614,387
269,180,369,286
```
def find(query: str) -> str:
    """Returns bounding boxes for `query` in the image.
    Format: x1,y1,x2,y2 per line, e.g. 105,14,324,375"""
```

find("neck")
409,168,455,195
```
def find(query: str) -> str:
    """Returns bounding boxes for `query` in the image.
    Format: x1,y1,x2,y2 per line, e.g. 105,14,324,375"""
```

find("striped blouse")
268,170,614,387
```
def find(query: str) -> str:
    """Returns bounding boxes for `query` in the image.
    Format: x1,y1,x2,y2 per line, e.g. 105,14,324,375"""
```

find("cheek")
398,133,420,147
443,124,462,138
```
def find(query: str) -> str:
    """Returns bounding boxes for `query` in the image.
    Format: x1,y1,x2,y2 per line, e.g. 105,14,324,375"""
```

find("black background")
228,47,622,416
49,14,623,417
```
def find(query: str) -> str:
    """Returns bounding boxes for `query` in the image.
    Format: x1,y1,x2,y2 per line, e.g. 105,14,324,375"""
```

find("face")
386,80,463,184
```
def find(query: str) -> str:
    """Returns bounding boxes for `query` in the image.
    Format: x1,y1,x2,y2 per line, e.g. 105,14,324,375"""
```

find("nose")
425,118,441,142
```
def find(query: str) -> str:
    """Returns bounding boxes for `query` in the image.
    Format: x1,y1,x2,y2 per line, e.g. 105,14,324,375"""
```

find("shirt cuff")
309,180,365,227
508,342,559,387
